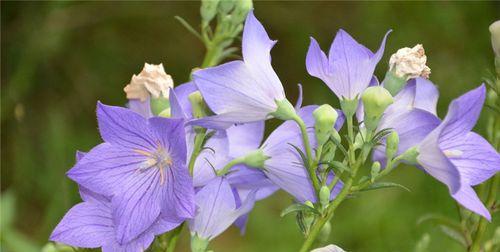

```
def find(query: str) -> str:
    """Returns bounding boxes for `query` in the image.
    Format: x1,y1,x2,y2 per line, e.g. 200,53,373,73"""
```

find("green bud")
317,221,332,245
313,104,338,146
370,161,381,183
383,70,407,96
385,131,399,160
191,234,209,252
271,99,298,121
361,86,394,132
189,91,211,119
150,97,170,116
339,97,359,118
319,186,330,207
400,146,419,165
304,200,314,208
218,0,235,15
200,0,220,25
490,20,500,58
242,149,268,168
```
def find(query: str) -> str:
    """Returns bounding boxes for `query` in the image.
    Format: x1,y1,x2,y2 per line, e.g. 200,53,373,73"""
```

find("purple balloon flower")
192,11,286,129
306,29,390,100
50,187,180,252
67,102,194,244
189,177,256,240
417,85,500,220
261,106,344,203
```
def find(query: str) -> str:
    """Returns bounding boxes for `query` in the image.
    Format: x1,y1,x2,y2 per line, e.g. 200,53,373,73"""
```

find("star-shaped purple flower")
67,102,194,244
306,29,390,100
417,85,500,220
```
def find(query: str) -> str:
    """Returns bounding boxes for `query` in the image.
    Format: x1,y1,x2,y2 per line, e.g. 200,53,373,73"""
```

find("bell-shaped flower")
373,78,441,162
189,177,256,241
261,106,344,203
50,187,180,252
417,85,500,220
67,103,195,244
192,11,287,129
306,29,390,100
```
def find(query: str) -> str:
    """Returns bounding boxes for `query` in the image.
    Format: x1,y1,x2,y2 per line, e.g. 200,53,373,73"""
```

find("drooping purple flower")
261,105,344,203
373,78,441,162
50,187,180,252
417,85,500,220
189,177,256,240
306,29,390,100
192,11,286,129
67,102,194,244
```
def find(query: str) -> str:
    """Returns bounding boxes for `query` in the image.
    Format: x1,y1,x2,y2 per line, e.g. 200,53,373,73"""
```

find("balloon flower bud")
230,0,253,25
385,131,399,161
190,234,209,252
242,149,268,169
188,91,210,119
490,20,500,58
385,44,431,95
319,185,330,208
313,104,339,146
200,0,219,25
361,86,394,132
123,63,173,102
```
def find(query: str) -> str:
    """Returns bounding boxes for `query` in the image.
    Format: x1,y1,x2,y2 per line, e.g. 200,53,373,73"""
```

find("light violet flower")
50,187,180,252
189,177,256,240
417,85,500,220
261,105,344,203
192,11,286,129
306,29,390,100
67,103,194,243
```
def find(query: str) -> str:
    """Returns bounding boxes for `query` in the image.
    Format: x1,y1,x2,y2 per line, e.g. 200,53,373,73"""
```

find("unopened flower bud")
150,97,171,117
230,0,253,25
304,200,314,208
401,146,419,165
188,91,210,119
339,98,359,118
385,131,399,160
271,99,298,121
490,20,500,58
317,221,332,245
123,63,173,102
361,86,394,131
200,0,219,25
370,161,381,182
217,0,234,15
313,104,338,146
389,44,431,80
242,149,268,168
319,186,330,207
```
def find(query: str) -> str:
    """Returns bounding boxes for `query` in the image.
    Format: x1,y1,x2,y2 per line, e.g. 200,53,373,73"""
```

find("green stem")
216,157,245,176
469,174,500,252
165,223,184,252
292,115,321,193
188,131,206,176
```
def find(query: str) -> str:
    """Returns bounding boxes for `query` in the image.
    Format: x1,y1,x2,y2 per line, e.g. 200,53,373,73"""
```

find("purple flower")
373,78,441,162
67,102,194,243
306,29,390,100
261,106,344,203
189,177,256,240
50,187,180,252
192,11,286,129
417,85,500,220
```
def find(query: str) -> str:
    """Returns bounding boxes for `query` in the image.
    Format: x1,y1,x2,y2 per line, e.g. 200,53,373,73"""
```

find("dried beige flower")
389,44,431,80
124,63,174,101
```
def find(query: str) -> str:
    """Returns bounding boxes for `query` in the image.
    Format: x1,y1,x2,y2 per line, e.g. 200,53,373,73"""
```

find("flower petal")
226,122,265,157
127,98,153,119
50,202,114,248
97,102,156,151
161,161,195,222
306,37,330,86
193,130,229,186
148,117,187,164
452,185,491,221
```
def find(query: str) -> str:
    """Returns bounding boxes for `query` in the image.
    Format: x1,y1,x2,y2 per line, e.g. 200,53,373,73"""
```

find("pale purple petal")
190,111,269,130
67,143,146,196
169,88,188,119
112,169,162,244
189,177,256,240
445,132,500,186
148,117,187,164
306,37,330,85
127,98,153,119
452,185,491,220
97,102,156,151
193,131,229,186
161,160,196,222
79,186,110,203
385,78,439,116
242,11,285,100
50,202,114,248
226,122,264,157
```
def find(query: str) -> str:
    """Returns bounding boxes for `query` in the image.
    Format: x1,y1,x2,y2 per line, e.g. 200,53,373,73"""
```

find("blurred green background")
2,1,499,252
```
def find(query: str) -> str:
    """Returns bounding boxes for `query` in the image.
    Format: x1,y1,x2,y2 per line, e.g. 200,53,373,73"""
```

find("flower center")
134,147,172,185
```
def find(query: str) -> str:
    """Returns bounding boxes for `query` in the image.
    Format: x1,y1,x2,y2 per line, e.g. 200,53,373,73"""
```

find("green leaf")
417,213,463,231
280,203,320,217
174,16,203,41
359,182,411,192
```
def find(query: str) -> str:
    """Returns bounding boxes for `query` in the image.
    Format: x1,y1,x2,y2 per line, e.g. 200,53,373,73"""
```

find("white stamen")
443,149,463,158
